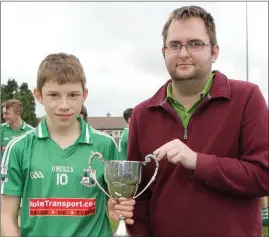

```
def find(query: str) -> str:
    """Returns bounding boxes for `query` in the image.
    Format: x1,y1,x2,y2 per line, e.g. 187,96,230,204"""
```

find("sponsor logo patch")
29,198,96,216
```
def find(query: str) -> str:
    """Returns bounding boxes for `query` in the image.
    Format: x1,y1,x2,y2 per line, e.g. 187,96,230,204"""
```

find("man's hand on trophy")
107,198,135,225
153,139,197,170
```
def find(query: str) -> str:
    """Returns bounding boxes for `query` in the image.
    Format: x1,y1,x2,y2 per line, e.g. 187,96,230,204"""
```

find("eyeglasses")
164,41,211,53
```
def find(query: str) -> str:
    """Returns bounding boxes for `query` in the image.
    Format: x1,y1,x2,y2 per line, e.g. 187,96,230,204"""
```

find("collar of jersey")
6,121,26,130
35,116,93,144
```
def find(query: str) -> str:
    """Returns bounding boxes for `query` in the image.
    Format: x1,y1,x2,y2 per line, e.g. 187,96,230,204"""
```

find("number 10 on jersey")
56,173,68,185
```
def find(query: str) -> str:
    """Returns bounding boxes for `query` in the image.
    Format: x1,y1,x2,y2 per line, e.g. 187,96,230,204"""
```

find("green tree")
1,78,38,127
1,78,18,101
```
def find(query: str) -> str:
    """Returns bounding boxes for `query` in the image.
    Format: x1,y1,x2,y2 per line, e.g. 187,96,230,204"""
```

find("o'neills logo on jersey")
52,166,74,172
29,198,96,216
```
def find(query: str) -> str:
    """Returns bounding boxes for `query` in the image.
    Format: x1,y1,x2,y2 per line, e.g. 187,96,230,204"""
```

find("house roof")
87,116,126,130
37,116,126,130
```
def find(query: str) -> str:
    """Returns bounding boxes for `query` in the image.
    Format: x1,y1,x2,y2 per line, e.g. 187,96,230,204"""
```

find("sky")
1,2,268,117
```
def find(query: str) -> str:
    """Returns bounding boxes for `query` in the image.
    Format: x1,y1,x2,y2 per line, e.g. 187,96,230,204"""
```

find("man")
1,99,34,158
119,108,133,160
80,104,88,122
126,6,268,237
1,53,134,237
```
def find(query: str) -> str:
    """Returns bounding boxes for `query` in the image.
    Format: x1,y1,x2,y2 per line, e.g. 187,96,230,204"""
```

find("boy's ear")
33,88,43,104
162,47,166,59
83,88,88,103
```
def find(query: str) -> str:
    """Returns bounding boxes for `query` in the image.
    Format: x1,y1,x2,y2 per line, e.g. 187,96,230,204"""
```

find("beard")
171,73,207,96
168,60,212,96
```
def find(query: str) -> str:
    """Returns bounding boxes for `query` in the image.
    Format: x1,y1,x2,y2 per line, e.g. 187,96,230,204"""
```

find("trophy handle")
88,152,112,198
133,154,159,199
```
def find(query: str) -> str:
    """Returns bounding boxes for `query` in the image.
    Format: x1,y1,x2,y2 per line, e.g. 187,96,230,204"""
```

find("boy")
1,99,34,159
119,108,133,160
80,104,88,122
1,53,134,237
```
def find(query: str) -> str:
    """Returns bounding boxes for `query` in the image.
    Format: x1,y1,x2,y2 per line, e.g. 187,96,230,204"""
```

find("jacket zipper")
162,94,212,140
184,128,188,140
182,93,212,140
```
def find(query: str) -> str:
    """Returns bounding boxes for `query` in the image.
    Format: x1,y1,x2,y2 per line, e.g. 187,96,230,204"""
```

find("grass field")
110,219,268,236
110,219,118,231
263,226,269,237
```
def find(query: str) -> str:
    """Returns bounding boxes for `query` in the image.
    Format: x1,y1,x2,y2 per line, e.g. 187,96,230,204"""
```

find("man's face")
2,107,19,125
34,82,88,128
163,17,219,81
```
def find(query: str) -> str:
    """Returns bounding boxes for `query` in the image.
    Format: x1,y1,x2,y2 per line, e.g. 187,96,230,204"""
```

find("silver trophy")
86,152,159,237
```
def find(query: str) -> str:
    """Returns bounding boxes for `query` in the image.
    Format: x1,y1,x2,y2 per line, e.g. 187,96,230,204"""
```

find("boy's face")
2,107,19,125
34,82,88,128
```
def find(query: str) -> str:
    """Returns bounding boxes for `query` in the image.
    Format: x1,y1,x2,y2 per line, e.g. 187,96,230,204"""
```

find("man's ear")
33,88,43,104
212,44,219,63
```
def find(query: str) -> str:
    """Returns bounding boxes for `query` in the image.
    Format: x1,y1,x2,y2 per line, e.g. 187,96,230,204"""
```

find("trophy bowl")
84,152,159,237
104,160,143,199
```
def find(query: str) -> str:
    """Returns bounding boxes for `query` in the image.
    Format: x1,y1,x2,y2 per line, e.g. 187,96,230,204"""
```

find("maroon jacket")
127,71,268,237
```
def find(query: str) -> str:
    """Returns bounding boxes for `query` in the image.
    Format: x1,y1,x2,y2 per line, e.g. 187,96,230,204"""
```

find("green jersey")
119,127,128,160
1,117,119,237
1,121,34,158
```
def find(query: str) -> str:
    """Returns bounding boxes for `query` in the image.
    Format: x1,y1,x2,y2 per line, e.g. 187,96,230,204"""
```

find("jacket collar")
147,70,231,108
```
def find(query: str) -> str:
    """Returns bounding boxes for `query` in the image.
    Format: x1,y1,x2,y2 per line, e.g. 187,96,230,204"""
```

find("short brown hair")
2,99,23,115
123,108,133,123
80,104,88,122
162,6,217,46
37,53,86,92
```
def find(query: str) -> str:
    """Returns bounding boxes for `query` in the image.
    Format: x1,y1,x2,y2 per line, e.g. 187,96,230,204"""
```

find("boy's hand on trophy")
107,198,135,225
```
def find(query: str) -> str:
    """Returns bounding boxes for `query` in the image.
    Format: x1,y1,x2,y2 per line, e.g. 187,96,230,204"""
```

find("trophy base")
112,215,130,237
